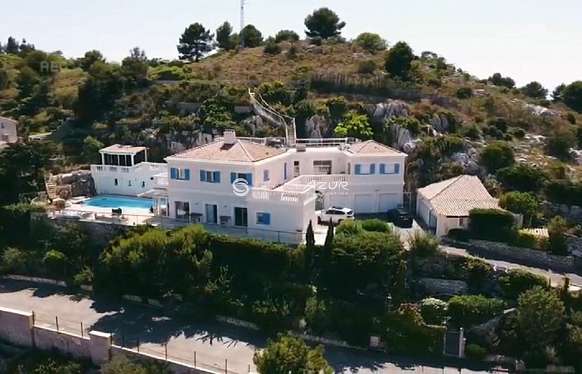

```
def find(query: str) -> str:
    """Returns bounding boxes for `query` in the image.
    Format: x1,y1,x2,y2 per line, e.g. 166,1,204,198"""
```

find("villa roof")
347,140,404,156
418,175,499,217
169,139,286,163
100,144,147,154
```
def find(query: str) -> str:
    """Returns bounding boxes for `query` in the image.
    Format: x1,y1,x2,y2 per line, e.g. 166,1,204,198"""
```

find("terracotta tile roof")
170,139,286,163
348,140,404,156
418,175,500,216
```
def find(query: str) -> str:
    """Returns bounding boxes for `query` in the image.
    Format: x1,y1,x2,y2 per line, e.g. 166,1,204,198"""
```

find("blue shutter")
200,170,206,182
355,164,362,175
185,169,190,181
370,164,376,175
246,173,253,186
257,213,271,225
264,213,271,225
379,164,386,174
213,171,221,183
170,168,177,180
394,163,400,174
231,172,237,183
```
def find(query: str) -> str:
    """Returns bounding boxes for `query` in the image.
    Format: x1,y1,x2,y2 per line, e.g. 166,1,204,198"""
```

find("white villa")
0,116,18,149
89,130,407,239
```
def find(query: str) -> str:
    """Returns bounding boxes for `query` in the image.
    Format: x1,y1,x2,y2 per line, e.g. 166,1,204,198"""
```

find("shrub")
1,247,28,274
253,335,332,374
357,59,377,75
335,220,364,236
517,287,565,351
304,296,330,334
496,165,547,193
274,30,300,43
360,219,391,233
545,180,582,206
469,209,516,241
384,304,445,355
547,130,576,160
499,269,548,299
499,191,539,223
479,142,514,173
447,228,471,241
511,231,541,249
456,87,473,99
354,32,387,53
420,297,448,325
547,216,569,255
465,258,493,290
465,344,488,360
448,295,506,327
408,232,439,257
562,81,582,112
263,39,282,55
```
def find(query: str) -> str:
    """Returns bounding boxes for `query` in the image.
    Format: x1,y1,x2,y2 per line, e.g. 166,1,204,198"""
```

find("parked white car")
318,207,355,225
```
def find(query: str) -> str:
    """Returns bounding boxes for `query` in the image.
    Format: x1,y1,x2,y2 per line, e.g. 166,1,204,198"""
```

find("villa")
87,130,407,241
0,116,18,149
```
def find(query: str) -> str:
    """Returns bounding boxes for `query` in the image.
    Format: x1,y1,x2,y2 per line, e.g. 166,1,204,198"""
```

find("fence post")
194,351,197,367
137,337,140,352
225,359,228,374
55,316,59,332
81,322,84,337
165,343,168,360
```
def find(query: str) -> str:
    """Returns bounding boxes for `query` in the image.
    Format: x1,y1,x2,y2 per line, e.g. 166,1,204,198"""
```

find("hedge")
448,295,506,327
469,209,515,241
499,269,549,299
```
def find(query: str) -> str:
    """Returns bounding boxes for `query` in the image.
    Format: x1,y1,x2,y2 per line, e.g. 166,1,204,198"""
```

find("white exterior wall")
91,163,167,196
417,193,469,237
0,117,18,148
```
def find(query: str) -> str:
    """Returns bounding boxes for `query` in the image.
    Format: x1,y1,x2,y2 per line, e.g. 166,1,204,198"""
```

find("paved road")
440,245,582,289
0,280,496,374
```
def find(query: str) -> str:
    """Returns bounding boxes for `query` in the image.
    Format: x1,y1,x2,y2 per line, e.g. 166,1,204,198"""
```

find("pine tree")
216,22,235,50
177,23,214,62
306,220,315,248
324,219,334,249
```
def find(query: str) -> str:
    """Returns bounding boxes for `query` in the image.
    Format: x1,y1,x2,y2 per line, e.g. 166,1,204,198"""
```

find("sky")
1,0,581,90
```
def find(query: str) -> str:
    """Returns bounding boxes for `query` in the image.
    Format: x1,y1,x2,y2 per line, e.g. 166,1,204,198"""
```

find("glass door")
234,207,248,227
205,204,218,224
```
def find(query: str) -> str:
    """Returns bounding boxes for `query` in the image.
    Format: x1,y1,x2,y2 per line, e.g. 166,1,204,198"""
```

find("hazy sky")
1,0,580,89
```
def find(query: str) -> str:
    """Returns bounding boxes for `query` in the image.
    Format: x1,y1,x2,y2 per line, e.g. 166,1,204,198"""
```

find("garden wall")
442,238,580,273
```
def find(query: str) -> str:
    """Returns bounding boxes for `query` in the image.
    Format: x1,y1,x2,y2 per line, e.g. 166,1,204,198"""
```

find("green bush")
360,219,391,233
420,298,448,325
547,216,569,255
469,209,516,241
335,220,364,236
447,295,506,327
545,180,582,206
263,40,282,55
511,231,541,249
456,87,473,99
497,165,547,193
408,232,439,257
465,343,488,360
357,59,377,75
499,269,548,299
384,304,445,355
465,258,493,290
479,142,514,173
1,247,28,274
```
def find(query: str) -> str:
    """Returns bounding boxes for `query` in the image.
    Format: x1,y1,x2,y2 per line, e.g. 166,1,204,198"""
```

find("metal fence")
31,310,256,374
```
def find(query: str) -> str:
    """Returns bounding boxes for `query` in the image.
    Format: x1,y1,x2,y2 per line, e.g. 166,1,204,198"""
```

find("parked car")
387,208,413,228
318,207,355,225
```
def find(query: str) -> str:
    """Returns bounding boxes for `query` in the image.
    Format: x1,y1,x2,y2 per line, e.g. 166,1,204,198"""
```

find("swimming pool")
82,195,154,212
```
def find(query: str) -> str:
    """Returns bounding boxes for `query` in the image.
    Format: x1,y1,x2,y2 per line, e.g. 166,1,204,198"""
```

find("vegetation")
177,23,214,62
384,42,414,80
304,8,346,40
468,209,516,242
447,295,506,327
253,335,332,374
355,33,387,53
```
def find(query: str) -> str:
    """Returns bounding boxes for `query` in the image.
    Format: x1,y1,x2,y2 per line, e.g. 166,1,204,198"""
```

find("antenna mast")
240,0,246,47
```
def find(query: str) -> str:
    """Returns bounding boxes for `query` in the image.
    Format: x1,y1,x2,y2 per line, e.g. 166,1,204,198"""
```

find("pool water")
82,195,153,211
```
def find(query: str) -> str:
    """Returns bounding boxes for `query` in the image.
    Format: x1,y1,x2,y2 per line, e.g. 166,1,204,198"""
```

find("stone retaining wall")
443,238,580,273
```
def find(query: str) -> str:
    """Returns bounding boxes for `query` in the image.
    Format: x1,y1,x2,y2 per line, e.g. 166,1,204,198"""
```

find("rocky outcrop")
523,103,559,118
450,147,480,174
430,113,451,133
49,170,95,199
542,201,582,224
304,115,331,138
368,100,410,123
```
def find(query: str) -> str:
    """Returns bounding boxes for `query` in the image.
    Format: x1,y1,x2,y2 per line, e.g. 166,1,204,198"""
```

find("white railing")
295,138,359,147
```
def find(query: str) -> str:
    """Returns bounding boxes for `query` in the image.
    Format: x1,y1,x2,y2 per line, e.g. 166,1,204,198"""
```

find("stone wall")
33,327,91,359
542,201,582,223
443,238,580,273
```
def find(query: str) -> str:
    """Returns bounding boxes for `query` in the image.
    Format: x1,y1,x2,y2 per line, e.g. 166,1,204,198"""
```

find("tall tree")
324,219,334,249
5,37,19,54
304,8,346,39
384,41,415,80
517,287,565,351
306,220,315,249
78,50,105,71
520,81,548,99
121,47,149,87
177,23,214,62
562,81,582,113
216,22,235,50
240,25,263,48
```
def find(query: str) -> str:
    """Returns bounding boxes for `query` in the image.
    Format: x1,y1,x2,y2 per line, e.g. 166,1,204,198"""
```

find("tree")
253,335,333,374
74,62,123,123
547,129,576,160
5,37,19,54
240,25,263,48
552,83,566,102
43,249,68,278
304,8,346,39
177,23,214,62
499,192,539,224
306,220,315,249
323,219,334,249
77,50,105,71
121,47,149,86
384,41,414,80
517,287,565,351
520,81,548,99
488,73,515,89
216,22,236,50
275,30,300,43
263,38,282,55
548,216,568,255
0,67,8,90
334,111,373,139
562,81,582,112
448,295,506,327
355,32,387,53
82,136,104,164
496,164,547,192
479,141,514,173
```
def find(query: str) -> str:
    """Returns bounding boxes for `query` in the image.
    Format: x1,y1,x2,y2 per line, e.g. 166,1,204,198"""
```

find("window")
369,163,376,174
142,181,146,188
293,161,300,177
170,168,190,181
263,170,270,182
313,160,332,175
200,170,221,183
256,212,271,225
355,164,362,175
379,163,401,175
114,178,118,186
231,172,253,186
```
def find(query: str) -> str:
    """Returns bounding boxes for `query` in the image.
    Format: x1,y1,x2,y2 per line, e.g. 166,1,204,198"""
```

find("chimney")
223,129,237,145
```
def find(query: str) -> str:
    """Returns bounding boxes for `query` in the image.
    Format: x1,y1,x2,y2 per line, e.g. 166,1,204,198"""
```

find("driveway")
0,279,497,373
